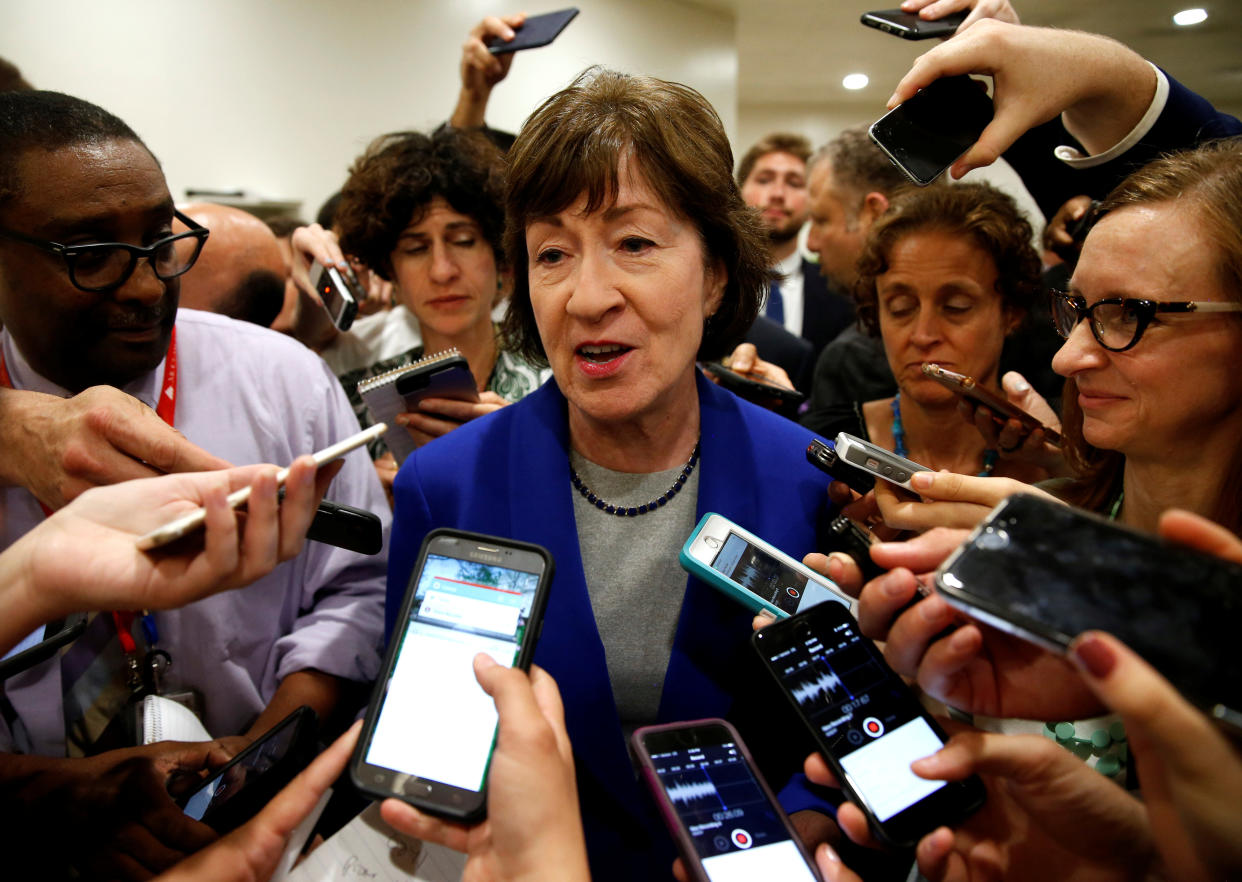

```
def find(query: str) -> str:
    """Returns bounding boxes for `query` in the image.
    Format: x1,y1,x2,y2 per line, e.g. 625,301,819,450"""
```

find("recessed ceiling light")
1173,8,1208,26
843,73,869,91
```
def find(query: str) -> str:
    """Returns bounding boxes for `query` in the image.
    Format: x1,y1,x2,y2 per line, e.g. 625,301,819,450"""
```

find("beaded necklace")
891,394,997,477
570,443,701,517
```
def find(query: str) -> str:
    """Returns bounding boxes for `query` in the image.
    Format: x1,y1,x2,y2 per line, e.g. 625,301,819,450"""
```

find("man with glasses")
0,90,388,877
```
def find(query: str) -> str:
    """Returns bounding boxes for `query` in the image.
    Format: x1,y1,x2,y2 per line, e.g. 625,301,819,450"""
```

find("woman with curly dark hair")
333,126,547,456
816,182,1048,488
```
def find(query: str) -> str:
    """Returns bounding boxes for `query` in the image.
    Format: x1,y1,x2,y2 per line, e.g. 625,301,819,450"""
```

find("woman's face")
388,197,500,339
876,229,1016,406
525,162,725,429
1052,203,1242,460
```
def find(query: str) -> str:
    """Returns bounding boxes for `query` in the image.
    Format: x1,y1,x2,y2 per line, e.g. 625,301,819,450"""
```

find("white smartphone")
134,422,387,550
834,432,930,492
680,513,854,619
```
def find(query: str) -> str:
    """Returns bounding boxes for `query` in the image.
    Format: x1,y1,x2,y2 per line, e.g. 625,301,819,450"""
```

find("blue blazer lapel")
508,384,636,800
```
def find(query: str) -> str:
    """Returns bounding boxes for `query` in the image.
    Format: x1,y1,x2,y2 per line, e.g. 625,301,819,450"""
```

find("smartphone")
806,438,875,495
681,513,853,619
753,602,985,847
922,364,1061,445
701,362,805,407
180,705,319,833
305,499,384,556
632,719,821,882
394,351,479,412
0,614,88,680
825,515,885,586
860,8,966,39
935,493,1242,720
487,7,579,54
352,529,553,820
834,432,929,492
309,261,361,331
868,75,994,186
134,422,387,550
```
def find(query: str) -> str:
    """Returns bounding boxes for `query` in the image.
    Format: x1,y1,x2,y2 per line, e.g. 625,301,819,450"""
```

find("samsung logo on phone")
468,548,504,564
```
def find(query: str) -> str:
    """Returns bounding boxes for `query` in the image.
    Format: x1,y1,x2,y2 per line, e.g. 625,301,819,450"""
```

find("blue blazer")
387,372,836,880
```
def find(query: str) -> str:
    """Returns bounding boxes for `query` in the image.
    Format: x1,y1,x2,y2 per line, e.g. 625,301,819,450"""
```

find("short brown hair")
736,132,811,188
501,68,768,365
852,182,1041,337
810,126,910,218
335,127,506,282
1058,138,1242,529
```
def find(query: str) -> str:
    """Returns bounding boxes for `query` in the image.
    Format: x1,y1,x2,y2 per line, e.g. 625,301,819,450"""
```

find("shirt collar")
1,327,166,408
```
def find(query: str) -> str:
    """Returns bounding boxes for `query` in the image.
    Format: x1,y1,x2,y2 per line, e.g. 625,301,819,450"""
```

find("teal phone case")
679,512,791,619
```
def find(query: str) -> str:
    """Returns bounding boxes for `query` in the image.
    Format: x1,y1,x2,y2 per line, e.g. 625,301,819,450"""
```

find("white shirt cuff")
1053,63,1168,169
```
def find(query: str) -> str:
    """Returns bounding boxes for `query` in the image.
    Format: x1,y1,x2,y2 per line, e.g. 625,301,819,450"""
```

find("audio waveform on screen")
667,776,721,806
792,668,846,706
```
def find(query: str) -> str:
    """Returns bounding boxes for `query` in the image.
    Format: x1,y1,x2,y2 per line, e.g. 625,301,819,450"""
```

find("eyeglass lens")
71,235,201,289
1053,295,1143,349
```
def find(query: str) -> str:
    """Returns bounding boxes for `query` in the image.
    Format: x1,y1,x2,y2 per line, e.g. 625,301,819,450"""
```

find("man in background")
176,202,286,327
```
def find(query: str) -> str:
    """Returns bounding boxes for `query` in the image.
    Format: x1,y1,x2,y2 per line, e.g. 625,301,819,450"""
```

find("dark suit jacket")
387,373,837,880
800,258,855,360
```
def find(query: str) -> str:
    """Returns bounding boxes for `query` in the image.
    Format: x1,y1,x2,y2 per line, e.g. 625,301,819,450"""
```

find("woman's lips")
574,343,633,379
1077,387,1125,408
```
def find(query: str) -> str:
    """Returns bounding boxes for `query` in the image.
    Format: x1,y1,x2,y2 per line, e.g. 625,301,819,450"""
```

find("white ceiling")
690,1,1242,116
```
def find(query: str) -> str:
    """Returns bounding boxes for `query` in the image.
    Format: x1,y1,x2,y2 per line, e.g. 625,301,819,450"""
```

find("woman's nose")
1051,319,1107,377
565,252,624,321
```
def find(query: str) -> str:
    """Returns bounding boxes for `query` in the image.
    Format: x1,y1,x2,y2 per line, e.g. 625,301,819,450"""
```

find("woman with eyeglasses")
867,139,1242,535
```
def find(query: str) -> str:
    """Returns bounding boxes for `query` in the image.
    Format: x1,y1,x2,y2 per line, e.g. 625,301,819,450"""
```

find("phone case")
632,719,819,882
351,528,555,821
679,512,853,619
921,364,1061,445
752,603,984,846
701,361,805,405
806,438,875,494
859,9,965,39
357,350,477,465
487,7,579,54
834,432,929,490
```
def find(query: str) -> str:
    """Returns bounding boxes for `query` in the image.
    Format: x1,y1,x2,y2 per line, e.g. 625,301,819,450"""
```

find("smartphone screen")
868,75,994,185
706,529,848,616
754,603,983,845
356,533,551,816
937,494,1242,714
636,722,818,882
181,706,318,833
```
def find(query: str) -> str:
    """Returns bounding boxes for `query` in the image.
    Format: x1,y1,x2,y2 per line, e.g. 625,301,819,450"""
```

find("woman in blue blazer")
385,68,839,880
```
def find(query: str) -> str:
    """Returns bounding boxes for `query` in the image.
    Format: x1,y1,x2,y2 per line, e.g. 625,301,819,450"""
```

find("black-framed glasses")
1050,289,1242,352
0,209,210,293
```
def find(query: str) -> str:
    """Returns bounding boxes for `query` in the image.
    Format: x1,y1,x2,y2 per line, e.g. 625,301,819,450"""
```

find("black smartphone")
0,614,88,680
701,361,805,407
351,529,554,820
180,705,319,833
487,7,579,54
806,438,875,495
632,719,821,882
306,499,384,556
868,75,994,186
935,494,1242,720
860,8,966,39
753,602,985,847
309,261,361,331
825,514,885,585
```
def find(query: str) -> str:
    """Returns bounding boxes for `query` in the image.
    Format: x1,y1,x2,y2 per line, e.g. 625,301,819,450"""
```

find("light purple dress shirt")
0,309,389,755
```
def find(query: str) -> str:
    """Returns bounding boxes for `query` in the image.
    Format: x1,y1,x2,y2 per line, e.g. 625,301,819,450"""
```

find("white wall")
2,0,736,221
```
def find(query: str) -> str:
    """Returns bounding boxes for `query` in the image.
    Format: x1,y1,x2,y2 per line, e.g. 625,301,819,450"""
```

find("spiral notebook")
356,349,476,464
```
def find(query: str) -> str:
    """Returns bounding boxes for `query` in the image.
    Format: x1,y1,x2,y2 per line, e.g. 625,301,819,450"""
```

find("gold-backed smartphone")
922,364,1061,445
134,422,387,550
